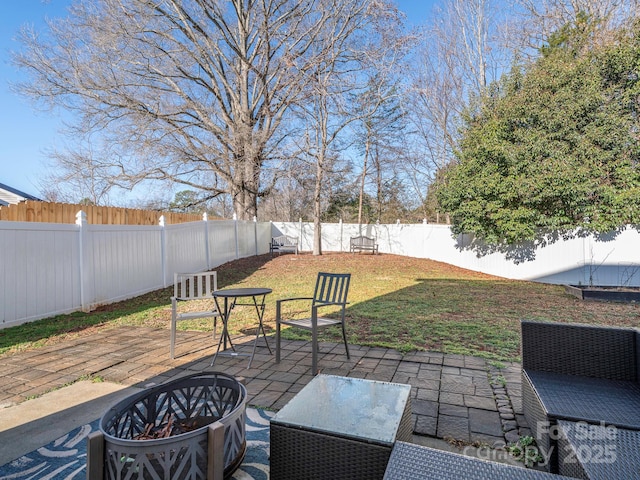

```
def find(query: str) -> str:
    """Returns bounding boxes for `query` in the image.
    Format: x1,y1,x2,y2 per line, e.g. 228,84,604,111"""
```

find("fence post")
339,218,343,252
234,213,239,259
76,210,90,313
299,217,303,252
254,216,258,256
203,212,210,270
159,215,167,287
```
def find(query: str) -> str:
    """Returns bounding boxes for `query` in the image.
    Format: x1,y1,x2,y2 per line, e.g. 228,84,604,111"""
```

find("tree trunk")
375,144,383,222
231,157,258,221
313,156,324,255
233,190,257,221
358,126,371,225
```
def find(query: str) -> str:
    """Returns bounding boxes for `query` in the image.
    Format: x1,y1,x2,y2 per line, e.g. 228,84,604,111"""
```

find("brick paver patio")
0,326,530,449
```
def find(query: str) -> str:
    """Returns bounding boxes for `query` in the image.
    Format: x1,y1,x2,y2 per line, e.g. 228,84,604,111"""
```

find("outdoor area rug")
0,407,272,480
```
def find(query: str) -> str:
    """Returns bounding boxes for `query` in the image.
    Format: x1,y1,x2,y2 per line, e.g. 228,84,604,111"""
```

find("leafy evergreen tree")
437,20,640,244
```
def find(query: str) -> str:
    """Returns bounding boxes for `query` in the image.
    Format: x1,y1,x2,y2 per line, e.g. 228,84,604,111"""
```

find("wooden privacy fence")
0,201,204,225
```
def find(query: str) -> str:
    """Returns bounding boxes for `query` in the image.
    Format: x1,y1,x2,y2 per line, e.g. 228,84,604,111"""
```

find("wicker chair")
521,320,640,472
275,272,351,375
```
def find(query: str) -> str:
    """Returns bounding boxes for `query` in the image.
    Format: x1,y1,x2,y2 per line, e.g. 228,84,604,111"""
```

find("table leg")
248,294,273,368
211,296,236,366
256,294,272,355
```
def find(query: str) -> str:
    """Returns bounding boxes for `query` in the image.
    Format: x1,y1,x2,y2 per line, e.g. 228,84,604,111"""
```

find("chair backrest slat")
189,276,196,298
174,272,218,300
313,272,350,305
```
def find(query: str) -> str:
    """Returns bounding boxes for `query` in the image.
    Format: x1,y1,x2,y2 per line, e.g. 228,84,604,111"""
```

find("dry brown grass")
3,253,640,362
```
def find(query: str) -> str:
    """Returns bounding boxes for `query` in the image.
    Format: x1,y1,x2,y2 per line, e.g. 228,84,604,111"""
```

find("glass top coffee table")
270,374,412,480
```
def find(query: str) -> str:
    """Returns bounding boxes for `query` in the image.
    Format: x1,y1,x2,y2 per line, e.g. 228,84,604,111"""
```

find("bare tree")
37,141,115,205
401,0,509,223
294,68,348,255
351,7,411,225
289,0,401,254
259,165,314,222
352,79,407,224
511,0,640,54
14,0,362,220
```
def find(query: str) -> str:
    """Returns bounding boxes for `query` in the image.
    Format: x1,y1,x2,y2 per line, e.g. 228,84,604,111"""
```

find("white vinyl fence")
271,221,640,288
1,212,271,328
3,216,640,329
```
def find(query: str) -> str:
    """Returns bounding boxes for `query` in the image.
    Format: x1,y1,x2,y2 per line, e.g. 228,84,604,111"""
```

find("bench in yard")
350,235,378,254
521,320,640,473
270,234,298,256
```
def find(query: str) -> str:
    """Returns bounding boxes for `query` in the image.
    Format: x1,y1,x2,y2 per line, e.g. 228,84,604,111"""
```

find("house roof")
0,182,42,205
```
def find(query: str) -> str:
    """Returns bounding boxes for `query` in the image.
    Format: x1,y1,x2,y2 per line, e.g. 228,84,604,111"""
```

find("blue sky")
0,0,435,198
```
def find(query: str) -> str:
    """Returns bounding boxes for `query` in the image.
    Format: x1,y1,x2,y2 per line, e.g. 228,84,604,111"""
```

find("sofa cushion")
525,370,640,430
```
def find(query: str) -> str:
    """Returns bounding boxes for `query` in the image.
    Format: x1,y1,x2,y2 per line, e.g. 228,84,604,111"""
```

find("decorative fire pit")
87,372,247,480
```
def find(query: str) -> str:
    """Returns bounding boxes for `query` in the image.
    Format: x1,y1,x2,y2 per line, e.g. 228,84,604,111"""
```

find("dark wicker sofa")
521,320,640,472
382,442,571,479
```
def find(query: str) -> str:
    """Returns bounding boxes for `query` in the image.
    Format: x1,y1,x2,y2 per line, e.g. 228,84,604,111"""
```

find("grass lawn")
2,253,639,362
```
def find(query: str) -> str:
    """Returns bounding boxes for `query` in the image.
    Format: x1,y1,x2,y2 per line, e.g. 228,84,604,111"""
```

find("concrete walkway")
0,326,530,465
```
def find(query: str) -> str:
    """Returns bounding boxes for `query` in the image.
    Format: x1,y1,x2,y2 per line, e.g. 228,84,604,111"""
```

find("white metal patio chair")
170,271,221,359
